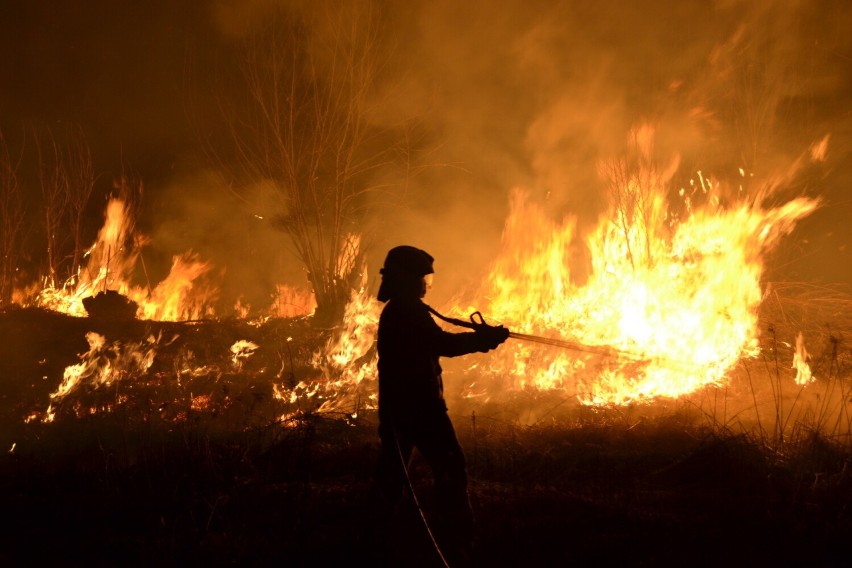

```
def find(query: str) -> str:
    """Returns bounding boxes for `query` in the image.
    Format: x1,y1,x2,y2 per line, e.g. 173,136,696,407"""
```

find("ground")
0,307,849,567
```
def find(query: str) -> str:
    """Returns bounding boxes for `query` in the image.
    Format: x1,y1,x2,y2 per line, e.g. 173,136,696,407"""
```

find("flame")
289,134,819,411
230,339,259,370
33,227,376,426
52,332,108,404
34,199,141,317
792,332,813,385
462,135,819,405
43,331,159,423
306,270,381,414
20,196,319,323
18,126,826,427
317,272,380,381
135,252,215,321
23,198,216,321
261,237,379,421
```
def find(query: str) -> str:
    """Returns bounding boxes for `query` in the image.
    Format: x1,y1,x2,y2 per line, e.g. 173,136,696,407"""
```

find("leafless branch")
0,129,26,304
213,2,402,322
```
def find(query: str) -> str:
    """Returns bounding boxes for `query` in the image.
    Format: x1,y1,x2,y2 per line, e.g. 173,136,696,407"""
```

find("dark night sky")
1,1,850,305
0,2,212,180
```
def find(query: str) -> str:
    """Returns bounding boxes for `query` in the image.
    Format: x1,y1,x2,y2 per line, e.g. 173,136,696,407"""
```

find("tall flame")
463,135,819,405
26,198,216,321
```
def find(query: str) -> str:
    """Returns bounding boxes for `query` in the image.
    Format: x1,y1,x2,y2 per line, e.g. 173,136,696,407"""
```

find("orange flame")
135,252,215,321
309,270,381,415
792,332,813,385
24,198,216,321
461,137,819,405
43,331,159,423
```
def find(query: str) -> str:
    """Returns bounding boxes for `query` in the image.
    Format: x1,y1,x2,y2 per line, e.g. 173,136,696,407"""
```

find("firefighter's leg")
415,412,475,559
372,423,415,566
375,422,413,503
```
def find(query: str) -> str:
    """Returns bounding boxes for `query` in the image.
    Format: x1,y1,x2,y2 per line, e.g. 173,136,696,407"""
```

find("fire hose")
426,305,650,362
427,306,706,372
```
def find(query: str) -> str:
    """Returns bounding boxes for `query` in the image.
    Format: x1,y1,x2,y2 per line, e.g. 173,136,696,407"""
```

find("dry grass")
0,292,850,566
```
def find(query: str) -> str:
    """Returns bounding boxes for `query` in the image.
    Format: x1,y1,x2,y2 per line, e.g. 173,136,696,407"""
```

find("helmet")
377,246,434,302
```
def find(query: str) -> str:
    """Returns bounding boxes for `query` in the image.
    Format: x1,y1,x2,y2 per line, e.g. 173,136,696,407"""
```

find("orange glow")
269,283,317,318
23,198,216,321
459,130,819,405
308,270,381,414
31,131,823,423
42,331,158,423
793,332,813,385
230,339,259,370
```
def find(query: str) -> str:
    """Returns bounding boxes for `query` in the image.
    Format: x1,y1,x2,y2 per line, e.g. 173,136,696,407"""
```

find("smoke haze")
1,0,850,307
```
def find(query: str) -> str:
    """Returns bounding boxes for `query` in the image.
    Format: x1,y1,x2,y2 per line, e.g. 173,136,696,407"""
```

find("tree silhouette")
213,2,404,323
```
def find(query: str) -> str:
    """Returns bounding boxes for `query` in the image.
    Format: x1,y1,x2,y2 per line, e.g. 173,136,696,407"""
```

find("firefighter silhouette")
373,245,509,564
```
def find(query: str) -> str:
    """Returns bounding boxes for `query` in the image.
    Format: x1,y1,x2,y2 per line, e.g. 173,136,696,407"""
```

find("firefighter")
373,245,509,563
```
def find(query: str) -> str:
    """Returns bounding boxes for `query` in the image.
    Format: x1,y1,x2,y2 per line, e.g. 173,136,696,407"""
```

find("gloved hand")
472,325,510,352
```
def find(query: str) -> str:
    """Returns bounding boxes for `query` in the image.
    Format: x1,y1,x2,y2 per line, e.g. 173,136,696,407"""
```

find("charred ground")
0,306,850,567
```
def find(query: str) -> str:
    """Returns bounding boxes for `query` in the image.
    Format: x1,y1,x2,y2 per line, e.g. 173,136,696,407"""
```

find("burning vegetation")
2,124,850,564
1,0,851,565
1,127,834,429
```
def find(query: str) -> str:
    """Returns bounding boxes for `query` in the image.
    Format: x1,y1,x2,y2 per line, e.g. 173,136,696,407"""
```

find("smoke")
2,0,850,307
354,0,852,293
143,170,310,314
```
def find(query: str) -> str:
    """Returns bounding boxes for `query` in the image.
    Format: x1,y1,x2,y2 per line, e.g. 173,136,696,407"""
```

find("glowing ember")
230,339,259,370
190,394,212,412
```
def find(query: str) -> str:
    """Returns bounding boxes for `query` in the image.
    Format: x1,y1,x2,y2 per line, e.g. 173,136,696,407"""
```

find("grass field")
0,299,849,567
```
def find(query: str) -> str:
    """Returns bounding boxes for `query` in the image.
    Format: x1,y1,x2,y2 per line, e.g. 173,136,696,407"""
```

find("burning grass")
1,285,850,565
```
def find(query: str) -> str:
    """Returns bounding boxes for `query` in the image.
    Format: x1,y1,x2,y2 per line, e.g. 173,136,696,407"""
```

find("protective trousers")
375,411,474,547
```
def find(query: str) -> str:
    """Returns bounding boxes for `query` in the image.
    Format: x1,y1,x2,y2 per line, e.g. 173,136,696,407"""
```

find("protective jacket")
377,297,485,426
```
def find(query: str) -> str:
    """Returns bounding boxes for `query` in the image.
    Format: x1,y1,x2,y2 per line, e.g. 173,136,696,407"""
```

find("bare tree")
601,126,678,270
0,130,25,305
64,126,97,273
214,2,399,323
35,127,68,284
33,125,96,285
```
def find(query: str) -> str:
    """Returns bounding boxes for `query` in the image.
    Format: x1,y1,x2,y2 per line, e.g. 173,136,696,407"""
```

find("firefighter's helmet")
377,245,434,302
